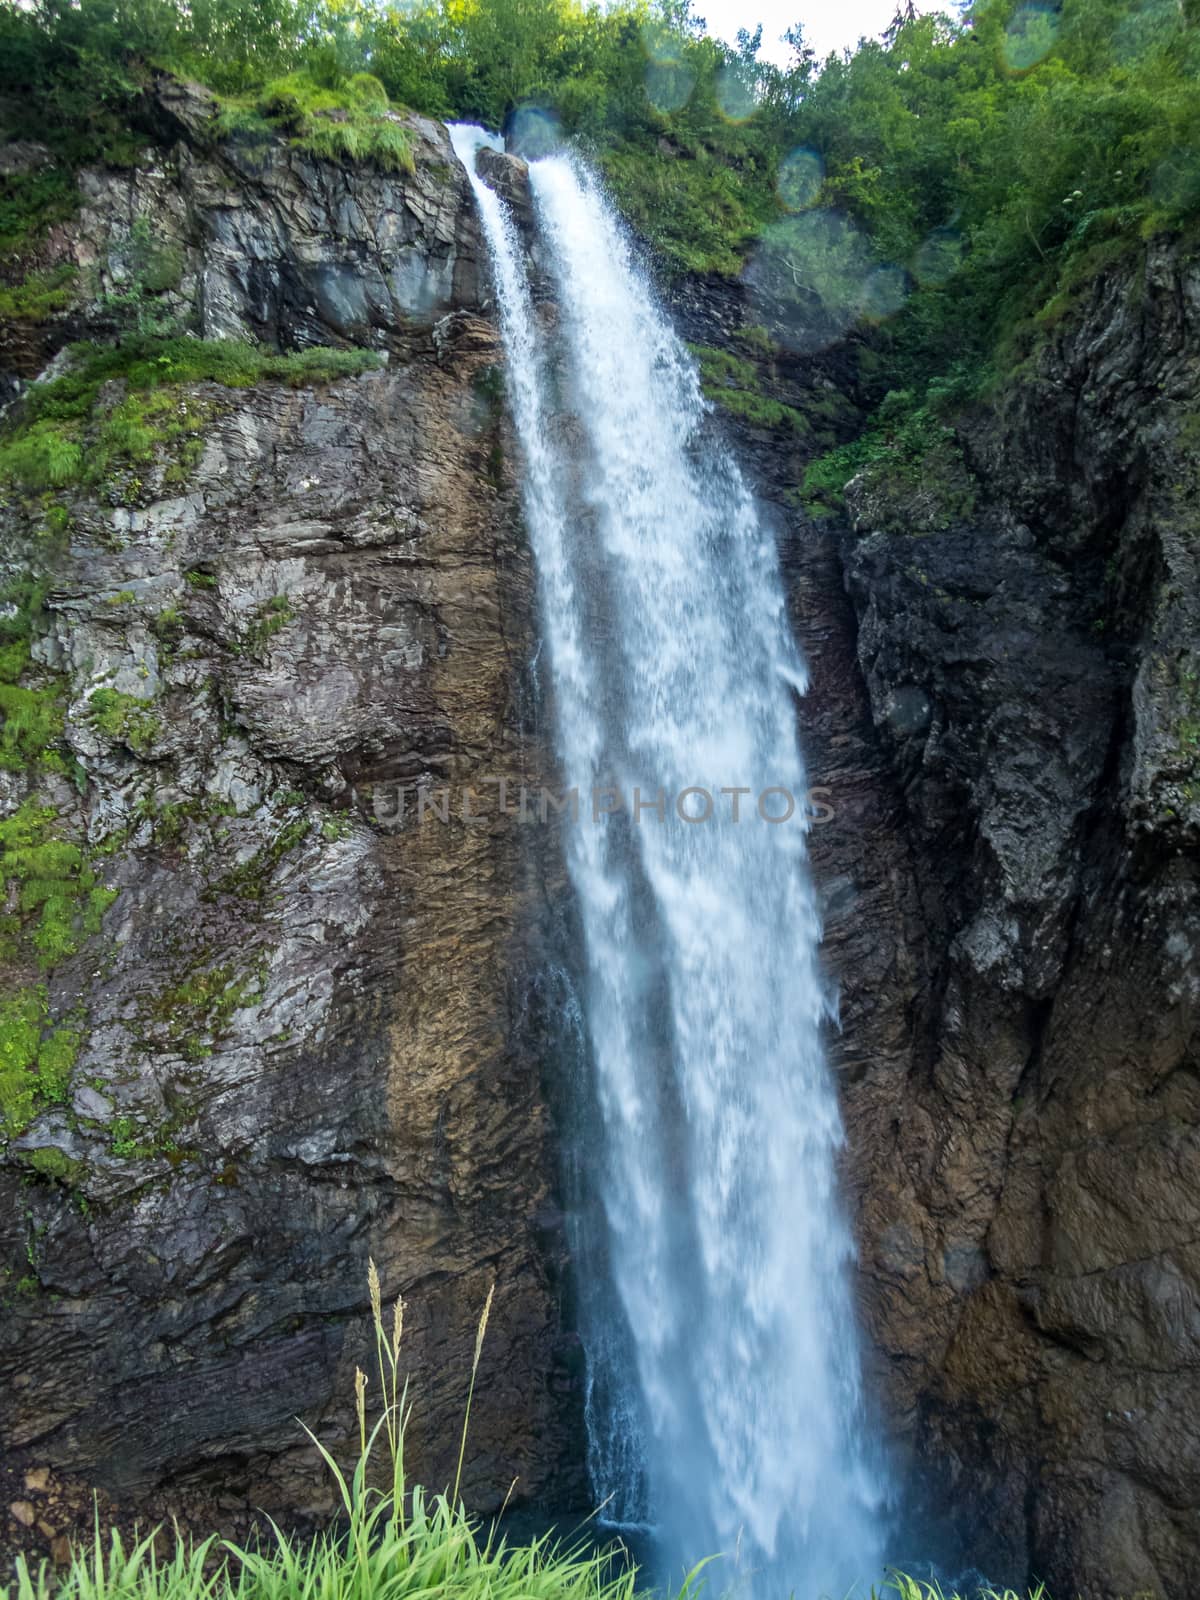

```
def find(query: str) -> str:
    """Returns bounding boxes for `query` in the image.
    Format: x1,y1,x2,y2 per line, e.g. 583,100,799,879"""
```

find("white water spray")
451,125,885,1595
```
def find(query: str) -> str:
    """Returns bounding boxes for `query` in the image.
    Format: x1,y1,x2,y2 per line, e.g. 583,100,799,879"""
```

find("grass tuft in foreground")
1,1269,694,1600
880,1579,1051,1600
0,1272,1063,1600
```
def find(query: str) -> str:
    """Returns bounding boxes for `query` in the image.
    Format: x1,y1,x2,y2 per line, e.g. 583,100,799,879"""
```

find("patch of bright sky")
693,0,920,65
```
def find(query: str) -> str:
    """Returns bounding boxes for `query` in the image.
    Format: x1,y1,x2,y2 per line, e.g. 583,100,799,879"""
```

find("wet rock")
673,236,1200,1596
0,79,582,1554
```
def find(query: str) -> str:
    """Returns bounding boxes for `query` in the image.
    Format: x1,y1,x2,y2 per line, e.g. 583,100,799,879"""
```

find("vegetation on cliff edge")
4,0,1198,388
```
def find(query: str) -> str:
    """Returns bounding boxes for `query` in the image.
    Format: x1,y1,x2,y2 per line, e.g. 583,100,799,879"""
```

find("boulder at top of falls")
476,147,534,229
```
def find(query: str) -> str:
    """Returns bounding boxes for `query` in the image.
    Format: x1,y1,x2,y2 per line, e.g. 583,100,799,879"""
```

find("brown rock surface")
0,82,581,1559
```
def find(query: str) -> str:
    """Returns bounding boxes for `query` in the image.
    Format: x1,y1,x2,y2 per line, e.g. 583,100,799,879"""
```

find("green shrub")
688,344,807,433
0,581,68,774
802,390,976,527
241,594,294,656
347,71,389,110
0,678,65,772
0,262,77,322
0,163,78,257
214,71,414,172
600,142,767,277
86,687,159,754
0,423,83,489
24,1144,82,1182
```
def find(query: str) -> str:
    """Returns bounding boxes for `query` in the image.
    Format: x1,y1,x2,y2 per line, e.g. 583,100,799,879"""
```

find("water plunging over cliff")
451,125,885,1594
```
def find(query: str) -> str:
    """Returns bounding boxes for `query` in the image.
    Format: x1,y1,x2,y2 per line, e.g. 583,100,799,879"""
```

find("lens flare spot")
1152,146,1200,213
641,19,682,64
645,61,696,114
715,65,757,124
745,209,873,353
506,104,561,160
859,264,909,322
777,148,823,211
1002,3,1058,70
912,227,962,286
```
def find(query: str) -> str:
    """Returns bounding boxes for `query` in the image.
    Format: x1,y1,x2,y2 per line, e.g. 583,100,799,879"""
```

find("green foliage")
803,437,883,514
0,263,78,322
240,594,294,657
802,389,976,528
0,337,382,496
601,140,771,277
321,812,352,842
96,216,187,336
214,70,414,171
0,984,78,1137
882,1578,1050,1600
0,1265,696,1600
0,426,83,490
0,675,65,774
86,687,160,754
0,162,80,258
0,800,117,970
688,343,808,432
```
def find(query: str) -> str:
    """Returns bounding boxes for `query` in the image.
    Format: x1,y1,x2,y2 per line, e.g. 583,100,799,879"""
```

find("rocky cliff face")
671,243,1200,1597
0,82,581,1554
5,81,1198,1599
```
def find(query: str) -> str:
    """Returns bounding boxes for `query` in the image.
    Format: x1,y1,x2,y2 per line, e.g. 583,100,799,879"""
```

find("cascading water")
451,125,886,1595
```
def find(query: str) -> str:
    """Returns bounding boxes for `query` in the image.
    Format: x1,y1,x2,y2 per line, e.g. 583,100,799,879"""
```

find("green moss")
0,579,68,775
210,816,310,901
214,71,414,173
139,957,266,1064
0,337,383,495
0,985,79,1137
24,1145,83,1183
0,672,65,774
688,344,808,433
0,800,117,969
0,263,77,322
86,687,159,754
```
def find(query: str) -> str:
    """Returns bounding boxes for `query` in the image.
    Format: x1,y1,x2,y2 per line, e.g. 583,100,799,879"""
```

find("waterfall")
451,126,886,1596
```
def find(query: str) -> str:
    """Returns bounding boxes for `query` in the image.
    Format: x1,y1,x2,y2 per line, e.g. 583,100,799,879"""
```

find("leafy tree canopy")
1,0,1198,397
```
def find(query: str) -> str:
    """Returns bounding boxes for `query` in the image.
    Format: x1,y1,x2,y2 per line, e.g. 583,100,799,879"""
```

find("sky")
694,0,917,64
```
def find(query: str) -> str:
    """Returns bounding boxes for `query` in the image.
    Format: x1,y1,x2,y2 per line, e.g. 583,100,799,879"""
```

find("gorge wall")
2,87,1198,1600
669,241,1200,1596
0,82,582,1547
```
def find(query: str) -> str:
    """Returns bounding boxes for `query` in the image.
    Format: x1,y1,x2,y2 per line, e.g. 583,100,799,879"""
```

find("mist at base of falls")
451,122,888,1597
